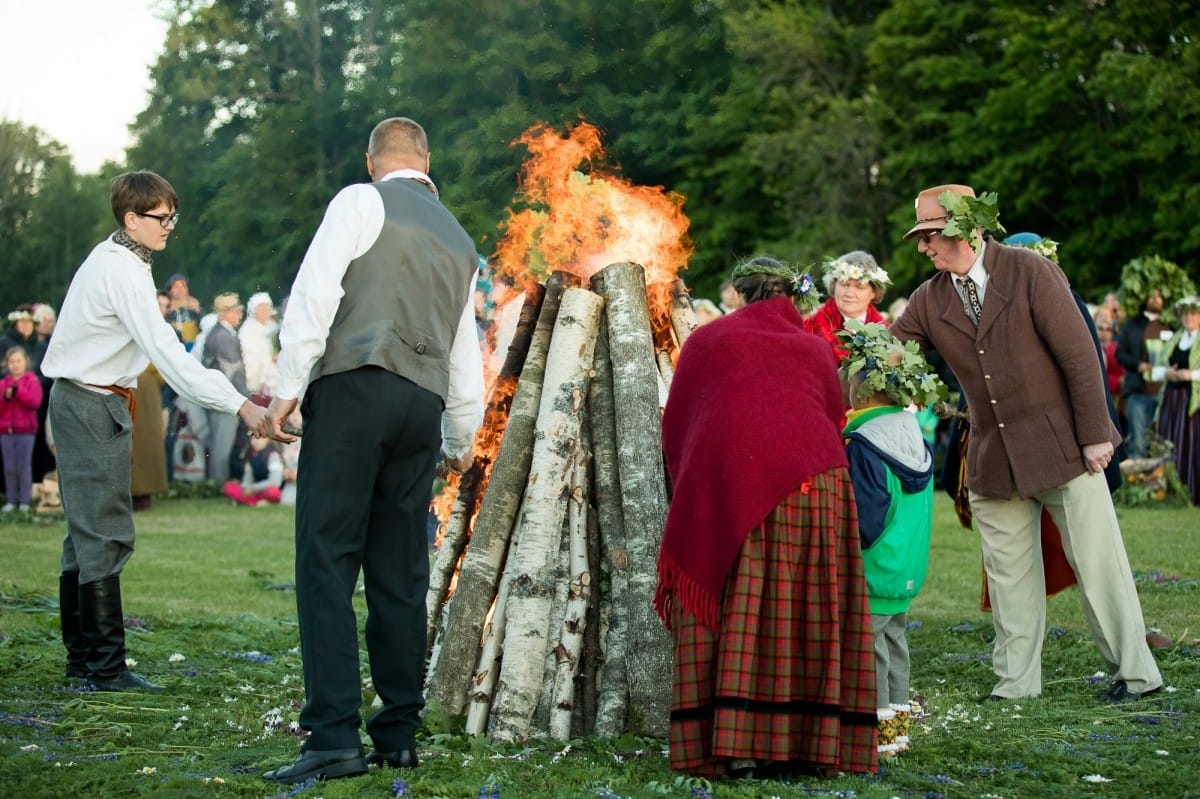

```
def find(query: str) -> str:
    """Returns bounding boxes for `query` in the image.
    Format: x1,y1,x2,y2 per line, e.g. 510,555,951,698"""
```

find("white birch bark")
549,445,593,740
424,275,567,718
463,507,523,736
488,287,604,742
668,278,699,350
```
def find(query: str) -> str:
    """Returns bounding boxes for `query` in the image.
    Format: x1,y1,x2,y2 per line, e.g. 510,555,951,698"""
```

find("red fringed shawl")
654,297,849,632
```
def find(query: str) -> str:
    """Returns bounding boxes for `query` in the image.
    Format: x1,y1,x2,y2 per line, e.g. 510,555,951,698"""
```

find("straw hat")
213,293,243,314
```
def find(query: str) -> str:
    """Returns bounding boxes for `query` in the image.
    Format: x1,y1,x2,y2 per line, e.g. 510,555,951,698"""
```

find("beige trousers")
970,470,1162,698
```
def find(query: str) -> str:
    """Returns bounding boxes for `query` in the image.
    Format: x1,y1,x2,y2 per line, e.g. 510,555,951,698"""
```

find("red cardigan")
0,371,43,435
805,297,889,362
655,297,847,631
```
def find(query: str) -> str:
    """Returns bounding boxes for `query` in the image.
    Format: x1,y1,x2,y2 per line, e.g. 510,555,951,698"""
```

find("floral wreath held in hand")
836,319,948,408
938,190,1006,254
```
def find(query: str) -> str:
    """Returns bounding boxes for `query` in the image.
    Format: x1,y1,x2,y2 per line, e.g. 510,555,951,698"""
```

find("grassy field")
0,493,1197,798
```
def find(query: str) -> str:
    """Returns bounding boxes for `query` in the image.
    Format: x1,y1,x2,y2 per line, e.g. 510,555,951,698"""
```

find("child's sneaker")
0,503,14,513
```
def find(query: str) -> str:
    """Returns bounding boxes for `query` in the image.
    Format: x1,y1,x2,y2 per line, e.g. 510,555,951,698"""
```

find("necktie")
959,277,983,326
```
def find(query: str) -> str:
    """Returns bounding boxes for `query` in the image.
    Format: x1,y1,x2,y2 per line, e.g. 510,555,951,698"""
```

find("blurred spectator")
1157,295,1200,504
163,273,201,350
224,434,284,506
202,293,249,483
5,304,46,373
1,346,43,512
719,278,744,313
131,366,168,511
691,298,722,325
240,291,279,404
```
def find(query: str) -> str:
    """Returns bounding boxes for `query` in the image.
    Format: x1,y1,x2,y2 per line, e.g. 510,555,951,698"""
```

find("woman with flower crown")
654,256,878,779
806,251,891,362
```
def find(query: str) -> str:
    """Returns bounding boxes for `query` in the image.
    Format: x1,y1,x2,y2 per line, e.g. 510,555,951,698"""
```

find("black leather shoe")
262,747,368,783
89,669,164,692
367,748,419,769
1102,680,1162,704
980,693,1007,702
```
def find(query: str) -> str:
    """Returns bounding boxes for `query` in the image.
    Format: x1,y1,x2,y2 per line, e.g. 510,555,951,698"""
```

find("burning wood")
423,121,694,740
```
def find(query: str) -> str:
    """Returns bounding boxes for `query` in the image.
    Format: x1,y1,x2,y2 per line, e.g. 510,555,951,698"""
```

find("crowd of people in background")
0,275,299,514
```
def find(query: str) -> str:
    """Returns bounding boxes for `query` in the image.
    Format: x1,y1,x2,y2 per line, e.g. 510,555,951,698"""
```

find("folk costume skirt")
1157,382,1198,504
668,467,878,776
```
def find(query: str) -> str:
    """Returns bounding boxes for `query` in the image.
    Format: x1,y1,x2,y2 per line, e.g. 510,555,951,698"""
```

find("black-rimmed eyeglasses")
918,230,941,245
137,211,180,228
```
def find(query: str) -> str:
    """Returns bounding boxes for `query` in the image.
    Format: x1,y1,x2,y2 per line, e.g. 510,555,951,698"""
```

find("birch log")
577,501,603,738
587,313,631,737
591,262,672,736
549,440,593,740
488,287,605,743
425,274,571,718
533,493,574,734
655,349,675,390
463,511,523,735
668,278,699,350
424,286,545,654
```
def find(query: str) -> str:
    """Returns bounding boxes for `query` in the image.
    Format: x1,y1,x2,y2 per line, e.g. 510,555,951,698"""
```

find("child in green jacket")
839,321,945,755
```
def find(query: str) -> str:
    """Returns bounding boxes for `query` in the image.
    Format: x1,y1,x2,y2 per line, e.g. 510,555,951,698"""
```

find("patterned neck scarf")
113,230,153,265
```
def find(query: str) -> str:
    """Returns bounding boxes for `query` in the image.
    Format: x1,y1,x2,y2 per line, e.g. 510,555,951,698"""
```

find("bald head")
367,117,431,178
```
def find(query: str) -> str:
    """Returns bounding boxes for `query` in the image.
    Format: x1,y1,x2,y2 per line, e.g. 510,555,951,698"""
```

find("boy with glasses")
41,171,268,692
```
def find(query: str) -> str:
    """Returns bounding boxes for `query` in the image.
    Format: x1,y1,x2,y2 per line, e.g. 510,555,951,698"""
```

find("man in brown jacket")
890,184,1162,703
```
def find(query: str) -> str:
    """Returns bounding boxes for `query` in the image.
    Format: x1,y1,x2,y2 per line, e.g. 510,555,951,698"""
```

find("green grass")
1,495,1198,798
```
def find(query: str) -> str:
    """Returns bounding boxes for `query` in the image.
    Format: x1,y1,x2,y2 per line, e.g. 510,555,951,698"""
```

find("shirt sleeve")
110,268,246,415
275,184,384,400
441,271,486,458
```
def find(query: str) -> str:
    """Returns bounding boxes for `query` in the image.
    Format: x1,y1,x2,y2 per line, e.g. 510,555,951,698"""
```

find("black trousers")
295,367,441,750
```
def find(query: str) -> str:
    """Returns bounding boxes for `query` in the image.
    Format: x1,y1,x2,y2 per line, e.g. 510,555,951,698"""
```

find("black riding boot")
78,575,163,691
59,571,89,680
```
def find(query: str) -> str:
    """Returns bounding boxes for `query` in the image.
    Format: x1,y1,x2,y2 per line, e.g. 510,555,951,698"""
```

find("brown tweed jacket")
891,238,1119,499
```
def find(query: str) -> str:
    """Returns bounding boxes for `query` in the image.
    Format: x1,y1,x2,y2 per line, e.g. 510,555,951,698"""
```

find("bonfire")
422,121,697,742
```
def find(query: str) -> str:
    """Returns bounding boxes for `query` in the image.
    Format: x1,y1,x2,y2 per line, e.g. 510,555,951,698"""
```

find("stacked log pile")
423,261,698,742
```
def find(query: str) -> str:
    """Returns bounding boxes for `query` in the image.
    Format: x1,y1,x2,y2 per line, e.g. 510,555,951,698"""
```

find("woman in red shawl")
654,257,877,779
807,251,891,362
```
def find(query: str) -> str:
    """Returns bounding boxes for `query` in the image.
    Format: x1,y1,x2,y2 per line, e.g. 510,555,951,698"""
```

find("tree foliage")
4,0,1199,311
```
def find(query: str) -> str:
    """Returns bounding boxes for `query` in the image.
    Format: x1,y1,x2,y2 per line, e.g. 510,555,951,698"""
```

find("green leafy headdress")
836,320,948,407
939,190,1007,254
1117,255,1196,324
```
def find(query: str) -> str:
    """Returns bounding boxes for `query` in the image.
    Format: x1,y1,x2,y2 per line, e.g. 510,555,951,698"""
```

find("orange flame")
492,121,693,288
432,121,694,540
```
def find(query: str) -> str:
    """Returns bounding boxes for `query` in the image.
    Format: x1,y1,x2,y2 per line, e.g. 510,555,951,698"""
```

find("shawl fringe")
655,549,721,634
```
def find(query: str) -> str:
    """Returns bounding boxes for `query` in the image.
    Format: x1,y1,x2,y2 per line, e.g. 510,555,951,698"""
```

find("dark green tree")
869,0,1200,296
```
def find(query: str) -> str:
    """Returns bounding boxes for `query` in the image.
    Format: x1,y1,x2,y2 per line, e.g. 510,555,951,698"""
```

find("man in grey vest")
262,117,485,784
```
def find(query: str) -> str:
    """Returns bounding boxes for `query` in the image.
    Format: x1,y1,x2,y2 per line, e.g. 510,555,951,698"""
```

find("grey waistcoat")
309,178,477,403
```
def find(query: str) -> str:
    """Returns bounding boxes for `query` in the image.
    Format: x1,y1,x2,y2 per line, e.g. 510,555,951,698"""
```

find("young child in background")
223,434,284,506
1,347,45,512
838,321,945,756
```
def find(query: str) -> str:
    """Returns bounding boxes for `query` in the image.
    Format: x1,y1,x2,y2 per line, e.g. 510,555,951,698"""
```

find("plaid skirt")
668,467,878,777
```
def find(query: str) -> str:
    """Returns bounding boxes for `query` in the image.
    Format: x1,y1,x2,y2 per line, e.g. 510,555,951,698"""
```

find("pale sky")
0,0,171,173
